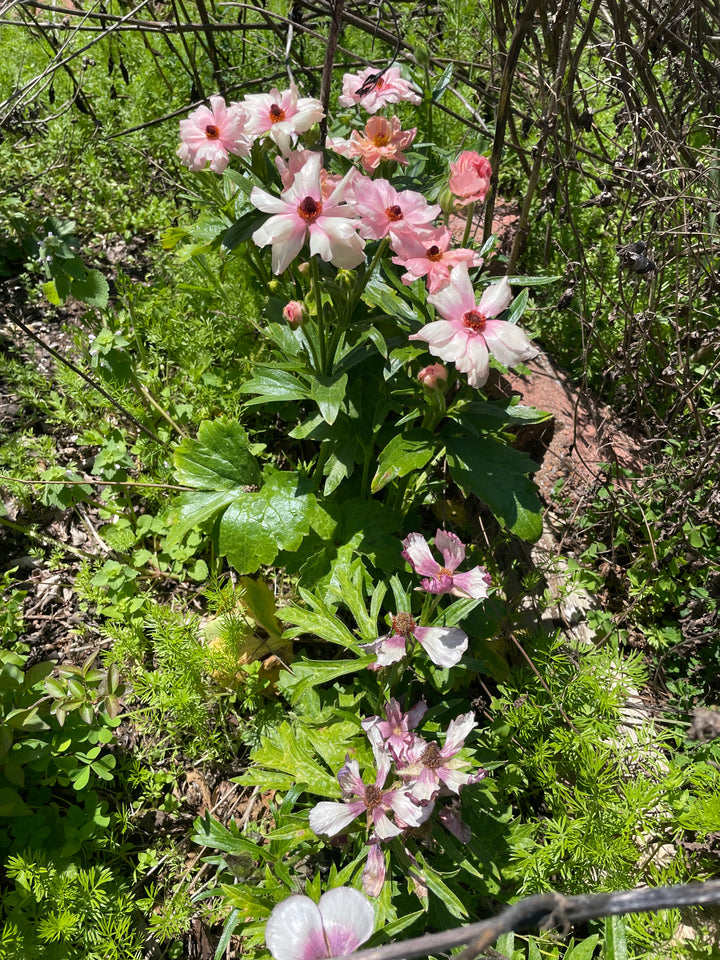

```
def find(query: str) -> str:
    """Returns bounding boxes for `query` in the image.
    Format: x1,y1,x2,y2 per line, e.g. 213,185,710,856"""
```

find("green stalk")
461,202,476,248
310,256,328,375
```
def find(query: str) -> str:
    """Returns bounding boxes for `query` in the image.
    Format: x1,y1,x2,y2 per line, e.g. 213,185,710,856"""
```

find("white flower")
265,888,374,960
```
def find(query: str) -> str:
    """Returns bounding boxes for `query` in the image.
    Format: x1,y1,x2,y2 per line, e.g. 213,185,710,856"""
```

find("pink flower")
265,887,374,960
283,300,306,327
363,842,386,898
251,153,365,274
449,151,492,207
338,66,422,113
243,83,324,155
391,226,482,293
328,116,416,172
401,529,491,599
417,363,448,389
347,178,439,242
400,712,487,802
308,735,425,841
177,96,251,173
362,699,427,764
275,150,351,200
362,611,469,669
411,264,537,388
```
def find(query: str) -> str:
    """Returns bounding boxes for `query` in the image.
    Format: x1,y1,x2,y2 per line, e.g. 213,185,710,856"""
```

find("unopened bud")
283,300,307,327
297,261,310,276
437,186,456,216
268,279,282,294
415,42,431,70
418,363,448,389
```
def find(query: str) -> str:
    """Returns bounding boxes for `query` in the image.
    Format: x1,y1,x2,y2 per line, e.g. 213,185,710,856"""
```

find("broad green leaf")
239,367,310,405
361,274,416,322
311,373,348,425
249,721,341,798
192,811,271,860
372,429,440,493
277,658,373,706
411,851,468,919
238,576,283,638
445,436,542,541
174,420,261,490
279,594,359,649
452,398,552,434
222,210,267,250
566,935,599,960
165,490,237,548
72,268,109,308
219,472,322,574
604,916,628,960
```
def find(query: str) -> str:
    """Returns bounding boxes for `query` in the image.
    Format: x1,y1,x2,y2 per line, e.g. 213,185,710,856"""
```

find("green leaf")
565,935,599,960
239,367,310,405
361,274,416,322
371,430,439,493
507,274,562,285
445,435,542,541
72,268,109,308
0,787,32,817
165,490,237,548
192,811,271,860
277,657,373,706
42,279,62,305
219,472,324,574
238,576,283,638
604,916,628,960
248,721,342,798
506,287,529,325
222,210,268,250
432,63,453,101
174,420,261,490
311,373,348,425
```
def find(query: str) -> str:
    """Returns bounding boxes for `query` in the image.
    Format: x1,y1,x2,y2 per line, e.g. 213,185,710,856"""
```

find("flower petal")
477,276,513,318
265,895,327,960
361,845,386,898
434,529,465,572
309,801,364,837
450,566,491,600
414,626,468,668
443,711,477,753
318,887,375,952
401,532,440,578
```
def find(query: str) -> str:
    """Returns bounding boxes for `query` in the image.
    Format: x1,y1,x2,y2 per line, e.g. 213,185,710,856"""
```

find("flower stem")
461,202,476,248
310,256,328,375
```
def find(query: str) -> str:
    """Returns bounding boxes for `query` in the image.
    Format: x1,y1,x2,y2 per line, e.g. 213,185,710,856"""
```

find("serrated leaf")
219,473,323,574
174,420,261,490
371,429,439,492
277,658,373,706
249,721,341,798
72,268,109,308
165,490,237,548
445,436,542,541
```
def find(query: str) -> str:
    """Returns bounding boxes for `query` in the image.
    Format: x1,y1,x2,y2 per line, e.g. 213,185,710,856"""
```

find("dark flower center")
269,104,286,123
364,784,384,808
297,196,322,222
392,612,416,637
421,742,443,769
385,204,403,221
462,309,487,332
426,245,443,261
205,124,220,140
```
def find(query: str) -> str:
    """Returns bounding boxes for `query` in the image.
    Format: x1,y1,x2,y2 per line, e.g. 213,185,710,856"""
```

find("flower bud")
437,186,456,216
297,261,310,276
415,42,431,70
282,300,307,327
268,279,282,294
418,363,448,389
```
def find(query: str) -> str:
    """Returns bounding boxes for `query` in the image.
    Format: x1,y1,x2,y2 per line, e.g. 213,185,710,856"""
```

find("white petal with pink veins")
309,801,364,837
415,626,468,668
401,532,440,577
434,529,465,571
318,888,375,954
265,895,328,960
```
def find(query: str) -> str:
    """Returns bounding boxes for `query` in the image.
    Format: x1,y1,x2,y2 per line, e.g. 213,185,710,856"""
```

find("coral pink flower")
243,83,324,155
391,226,482,293
362,611,469,669
265,888,374,960
338,66,422,113
275,149,351,200
417,363,447,388
449,151,492,207
177,96,251,173
399,712,487,802
251,153,365,274
328,116,416,172
411,264,537,388
347,178,439,242
401,529,491,599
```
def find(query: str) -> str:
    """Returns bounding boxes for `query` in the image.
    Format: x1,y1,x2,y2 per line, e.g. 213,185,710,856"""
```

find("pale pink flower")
283,300,306,327
449,151,492,207
338,66,422,113
346,178,439,242
243,83,324,155
328,116,416,172
401,529,491,599
399,712,487,802
417,363,448,389
439,801,472,844
391,226,482,293
251,153,365,274
308,733,425,841
411,265,538,388
265,888,374,960
362,699,427,764
362,611,469,669
177,96,251,173
363,842,386,898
